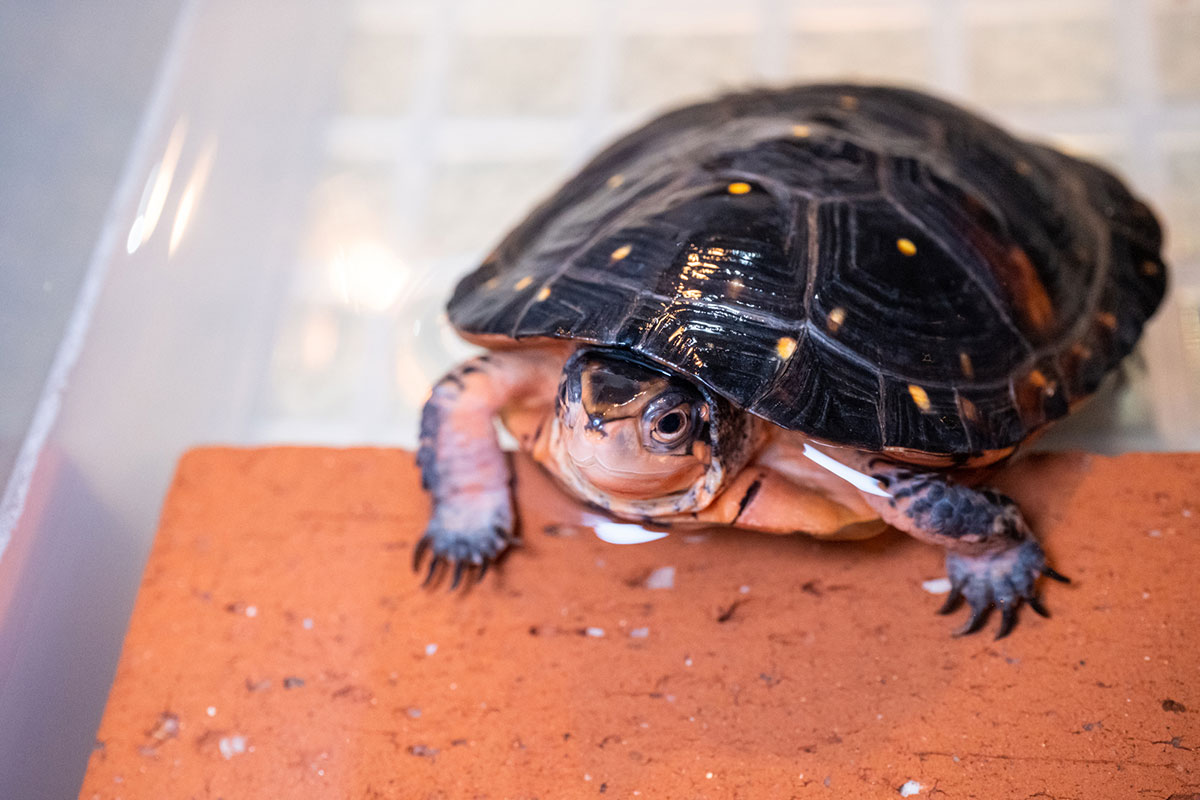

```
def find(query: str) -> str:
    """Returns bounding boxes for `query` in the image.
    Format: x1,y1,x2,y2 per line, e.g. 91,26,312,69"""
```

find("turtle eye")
653,408,691,443
642,393,697,450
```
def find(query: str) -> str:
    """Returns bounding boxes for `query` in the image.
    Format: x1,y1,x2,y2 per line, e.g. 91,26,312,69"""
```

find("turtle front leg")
415,347,564,588
861,464,1068,638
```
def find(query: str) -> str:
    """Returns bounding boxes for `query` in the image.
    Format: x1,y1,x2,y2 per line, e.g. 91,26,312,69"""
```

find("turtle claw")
413,500,511,591
953,605,992,637
939,539,1065,638
1041,565,1071,584
412,537,431,573
421,554,442,587
450,560,467,591
937,582,964,615
1026,595,1051,618
995,603,1018,640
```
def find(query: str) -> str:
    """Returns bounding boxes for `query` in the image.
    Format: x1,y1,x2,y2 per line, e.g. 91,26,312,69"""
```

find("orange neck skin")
507,388,887,539
488,340,902,540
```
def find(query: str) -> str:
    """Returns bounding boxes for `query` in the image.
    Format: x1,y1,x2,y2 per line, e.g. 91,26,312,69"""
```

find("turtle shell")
448,85,1167,455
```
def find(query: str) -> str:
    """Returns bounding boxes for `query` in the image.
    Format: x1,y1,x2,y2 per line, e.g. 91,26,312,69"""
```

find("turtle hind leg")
863,467,1069,638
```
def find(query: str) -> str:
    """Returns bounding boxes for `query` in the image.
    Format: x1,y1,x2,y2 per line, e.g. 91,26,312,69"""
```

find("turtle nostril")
586,415,607,437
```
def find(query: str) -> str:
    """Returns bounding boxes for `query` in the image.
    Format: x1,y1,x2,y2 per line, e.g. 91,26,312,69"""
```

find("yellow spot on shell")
535,286,551,301
514,276,533,291
1141,260,1160,276
792,124,811,138
959,352,975,379
1027,369,1058,396
776,336,797,360
610,244,632,261
1096,311,1118,330
839,94,859,111
897,238,918,256
827,307,847,333
1015,159,1033,176
908,384,932,412
606,173,625,189
727,182,752,195
960,396,979,422
484,276,499,289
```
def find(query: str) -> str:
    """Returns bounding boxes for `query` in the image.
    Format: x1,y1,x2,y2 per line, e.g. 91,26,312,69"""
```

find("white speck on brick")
684,657,693,667
425,643,438,656
206,706,216,717
302,618,314,629
645,566,675,589
629,627,650,638
921,578,952,594
244,605,257,618
1147,529,1162,537
899,780,923,796
218,735,247,760
585,627,605,638
739,585,750,594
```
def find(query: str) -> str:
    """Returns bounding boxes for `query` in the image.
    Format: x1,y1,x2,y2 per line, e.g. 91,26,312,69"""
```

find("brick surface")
80,447,1200,798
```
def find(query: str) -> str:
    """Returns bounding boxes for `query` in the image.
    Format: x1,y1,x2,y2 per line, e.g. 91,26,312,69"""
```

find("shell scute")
754,333,883,451
810,198,1024,388
703,135,881,199
882,380,968,452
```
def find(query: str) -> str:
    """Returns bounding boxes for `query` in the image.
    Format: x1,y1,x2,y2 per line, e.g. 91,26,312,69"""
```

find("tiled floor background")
258,0,1200,451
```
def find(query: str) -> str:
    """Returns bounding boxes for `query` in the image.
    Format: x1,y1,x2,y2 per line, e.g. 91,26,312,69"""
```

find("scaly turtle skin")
416,85,1168,638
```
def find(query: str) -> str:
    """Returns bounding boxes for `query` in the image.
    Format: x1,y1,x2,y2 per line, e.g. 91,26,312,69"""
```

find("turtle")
415,84,1168,637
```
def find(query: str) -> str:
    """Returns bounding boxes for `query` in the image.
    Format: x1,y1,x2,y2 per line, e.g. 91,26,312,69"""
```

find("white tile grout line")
930,0,968,97
364,0,458,437
574,0,617,161
0,0,200,563
391,0,456,241
755,0,790,84
1113,0,1165,194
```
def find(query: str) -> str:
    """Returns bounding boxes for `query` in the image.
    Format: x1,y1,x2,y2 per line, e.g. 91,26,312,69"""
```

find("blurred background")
1,0,1198,795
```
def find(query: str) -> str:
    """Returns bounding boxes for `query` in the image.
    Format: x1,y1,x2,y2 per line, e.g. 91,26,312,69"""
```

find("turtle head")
548,349,757,516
